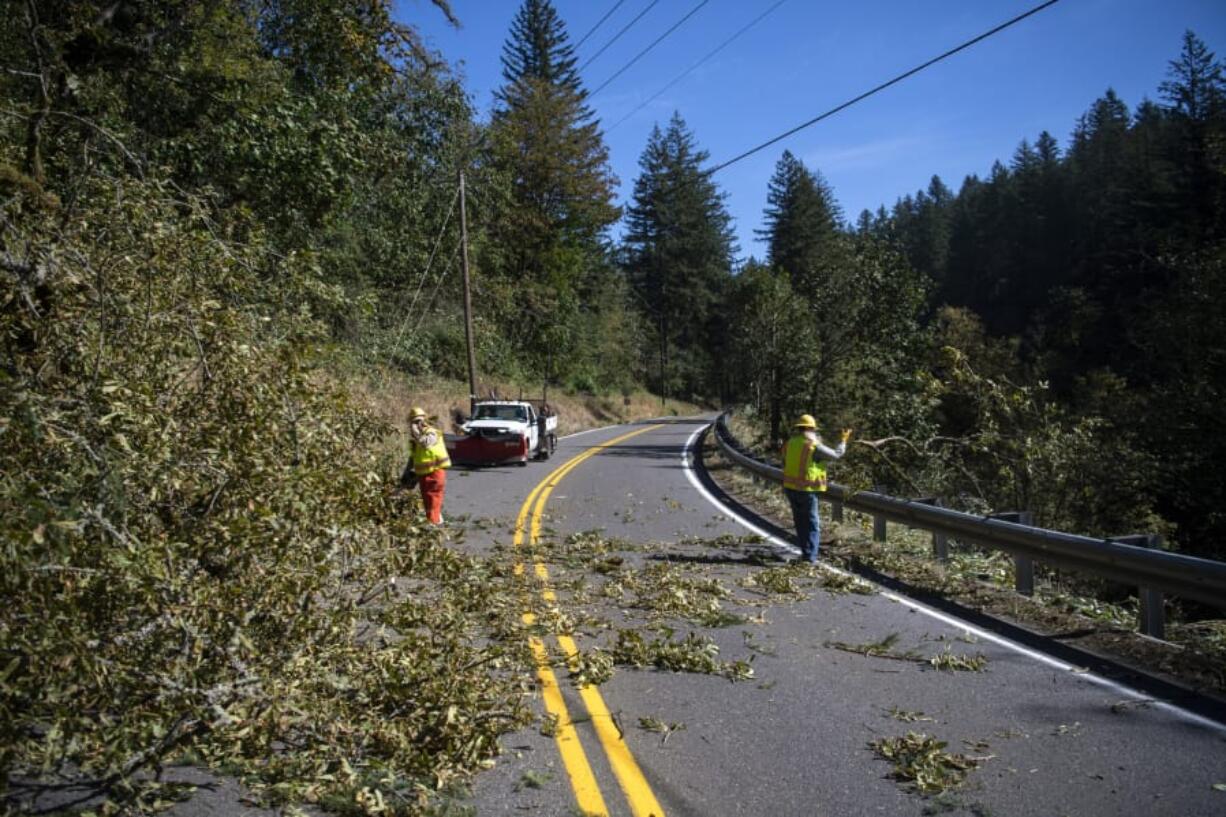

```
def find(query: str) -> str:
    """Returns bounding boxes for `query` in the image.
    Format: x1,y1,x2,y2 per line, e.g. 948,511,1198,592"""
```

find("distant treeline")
848,31,1226,560
4,3,1223,564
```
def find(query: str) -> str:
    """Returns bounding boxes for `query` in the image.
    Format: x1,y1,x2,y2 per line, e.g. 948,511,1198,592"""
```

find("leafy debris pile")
928,648,989,672
0,180,532,815
611,630,753,681
870,732,989,794
608,563,745,627
637,717,686,744
739,564,814,598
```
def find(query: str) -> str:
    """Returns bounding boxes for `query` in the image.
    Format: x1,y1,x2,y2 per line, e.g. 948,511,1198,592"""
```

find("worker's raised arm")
812,436,846,461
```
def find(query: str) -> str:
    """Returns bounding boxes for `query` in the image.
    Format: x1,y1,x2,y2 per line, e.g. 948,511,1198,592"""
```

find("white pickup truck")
445,400,558,466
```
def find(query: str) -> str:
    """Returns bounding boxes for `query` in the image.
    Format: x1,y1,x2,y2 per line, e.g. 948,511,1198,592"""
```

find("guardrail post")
873,514,887,542
991,511,1035,595
913,498,947,560
1112,534,1165,639
830,498,844,522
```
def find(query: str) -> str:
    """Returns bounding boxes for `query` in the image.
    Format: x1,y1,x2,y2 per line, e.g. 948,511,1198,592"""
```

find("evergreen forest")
1,0,1224,812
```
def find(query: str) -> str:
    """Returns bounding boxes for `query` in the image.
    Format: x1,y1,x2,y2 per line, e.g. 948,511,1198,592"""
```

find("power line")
398,186,459,341
410,239,463,339
579,0,659,72
706,0,1063,176
607,0,790,132
574,0,628,50
374,184,458,392
589,0,710,99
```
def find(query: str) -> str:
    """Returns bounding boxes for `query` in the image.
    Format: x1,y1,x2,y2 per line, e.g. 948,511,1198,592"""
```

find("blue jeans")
785,488,821,562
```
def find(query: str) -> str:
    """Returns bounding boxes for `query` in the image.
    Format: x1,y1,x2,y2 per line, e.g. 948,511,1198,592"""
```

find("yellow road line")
523,615,607,815
513,451,613,816
513,425,667,817
559,633,665,817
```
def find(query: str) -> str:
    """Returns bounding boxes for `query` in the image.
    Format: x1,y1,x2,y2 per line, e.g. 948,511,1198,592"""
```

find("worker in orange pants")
418,469,446,525
407,407,451,524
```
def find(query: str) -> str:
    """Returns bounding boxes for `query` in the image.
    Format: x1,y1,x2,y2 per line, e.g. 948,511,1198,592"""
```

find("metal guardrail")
712,412,1226,638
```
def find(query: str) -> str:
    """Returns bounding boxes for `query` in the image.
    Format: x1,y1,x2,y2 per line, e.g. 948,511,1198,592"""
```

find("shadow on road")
631,416,713,425
587,442,685,464
646,550,786,567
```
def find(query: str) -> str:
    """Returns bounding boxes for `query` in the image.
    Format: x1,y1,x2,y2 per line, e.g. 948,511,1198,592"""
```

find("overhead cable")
579,0,659,72
374,184,458,391
574,0,628,50
706,0,1063,176
399,186,459,338
607,0,790,132
410,239,463,339
589,0,710,98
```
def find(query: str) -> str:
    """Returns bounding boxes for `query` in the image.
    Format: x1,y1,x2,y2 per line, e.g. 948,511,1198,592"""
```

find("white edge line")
679,424,1226,735
559,426,610,441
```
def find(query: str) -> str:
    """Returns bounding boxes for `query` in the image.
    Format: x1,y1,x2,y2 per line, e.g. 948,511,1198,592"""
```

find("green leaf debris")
870,732,990,794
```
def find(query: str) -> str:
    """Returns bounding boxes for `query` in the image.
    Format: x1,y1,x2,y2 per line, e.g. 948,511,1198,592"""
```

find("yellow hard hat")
793,414,817,429
409,407,427,421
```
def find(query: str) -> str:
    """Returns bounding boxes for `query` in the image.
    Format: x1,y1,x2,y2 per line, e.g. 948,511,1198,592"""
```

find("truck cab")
447,400,557,466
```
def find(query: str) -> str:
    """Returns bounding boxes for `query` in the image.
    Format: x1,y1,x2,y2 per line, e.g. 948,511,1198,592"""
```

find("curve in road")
450,417,1226,817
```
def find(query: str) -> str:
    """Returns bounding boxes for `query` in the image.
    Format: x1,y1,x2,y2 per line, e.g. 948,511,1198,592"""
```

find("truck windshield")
474,405,528,422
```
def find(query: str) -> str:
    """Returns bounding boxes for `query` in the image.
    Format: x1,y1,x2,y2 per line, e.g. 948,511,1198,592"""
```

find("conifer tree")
493,0,618,245
489,0,620,378
892,175,952,296
758,150,844,294
1160,30,1225,123
746,152,928,429
1159,31,1226,237
499,0,582,91
623,113,736,399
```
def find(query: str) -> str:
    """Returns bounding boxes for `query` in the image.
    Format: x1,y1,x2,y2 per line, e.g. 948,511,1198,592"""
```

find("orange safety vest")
411,427,452,476
781,434,828,492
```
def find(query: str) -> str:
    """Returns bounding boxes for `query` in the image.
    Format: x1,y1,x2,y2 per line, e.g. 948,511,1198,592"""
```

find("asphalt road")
449,416,1226,817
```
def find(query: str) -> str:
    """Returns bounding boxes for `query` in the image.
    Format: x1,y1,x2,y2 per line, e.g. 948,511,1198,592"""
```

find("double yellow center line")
513,424,666,817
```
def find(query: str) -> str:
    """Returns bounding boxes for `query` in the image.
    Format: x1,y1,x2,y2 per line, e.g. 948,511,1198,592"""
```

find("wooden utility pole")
459,170,478,416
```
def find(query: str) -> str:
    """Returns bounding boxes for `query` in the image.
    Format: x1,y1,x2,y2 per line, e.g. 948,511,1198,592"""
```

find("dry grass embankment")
349,369,705,455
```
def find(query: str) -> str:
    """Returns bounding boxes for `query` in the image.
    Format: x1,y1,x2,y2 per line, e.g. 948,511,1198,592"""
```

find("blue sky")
407,0,1226,258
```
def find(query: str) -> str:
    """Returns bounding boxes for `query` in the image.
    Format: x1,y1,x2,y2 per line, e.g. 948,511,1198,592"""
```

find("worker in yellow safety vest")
781,415,851,562
407,406,451,524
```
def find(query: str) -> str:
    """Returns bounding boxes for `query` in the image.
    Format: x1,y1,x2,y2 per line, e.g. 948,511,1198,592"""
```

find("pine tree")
1035,130,1061,166
623,113,736,399
489,0,620,379
1158,30,1226,237
745,152,929,427
499,0,582,91
892,176,952,296
758,150,844,294
493,0,618,246
1159,30,1225,123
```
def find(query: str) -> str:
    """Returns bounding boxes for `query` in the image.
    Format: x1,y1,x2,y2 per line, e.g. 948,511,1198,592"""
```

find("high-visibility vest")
782,434,827,492
411,427,451,476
